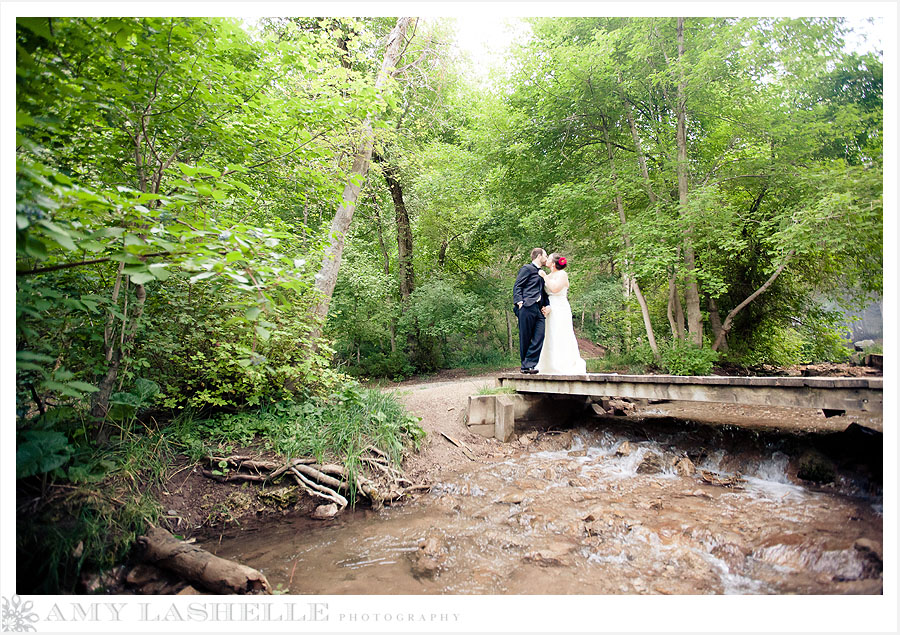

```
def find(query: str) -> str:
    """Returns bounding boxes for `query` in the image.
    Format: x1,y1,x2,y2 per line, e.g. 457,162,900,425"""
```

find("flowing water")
201,417,883,595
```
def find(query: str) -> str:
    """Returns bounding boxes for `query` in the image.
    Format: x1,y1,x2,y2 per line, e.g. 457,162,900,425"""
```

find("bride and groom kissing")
513,248,587,375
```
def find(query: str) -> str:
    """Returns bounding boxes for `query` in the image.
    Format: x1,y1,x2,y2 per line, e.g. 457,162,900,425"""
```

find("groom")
513,248,551,374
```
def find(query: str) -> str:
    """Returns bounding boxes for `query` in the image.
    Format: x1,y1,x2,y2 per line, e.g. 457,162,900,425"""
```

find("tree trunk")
138,527,270,595
382,160,415,299
600,114,659,360
713,250,795,351
311,17,414,329
372,194,391,277
707,295,727,352
506,310,514,355
676,17,703,346
617,70,658,205
91,269,147,435
667,271,686,341
438,240,448,269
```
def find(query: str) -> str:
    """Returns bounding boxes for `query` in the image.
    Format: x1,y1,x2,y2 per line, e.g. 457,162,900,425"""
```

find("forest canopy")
12,15,883,591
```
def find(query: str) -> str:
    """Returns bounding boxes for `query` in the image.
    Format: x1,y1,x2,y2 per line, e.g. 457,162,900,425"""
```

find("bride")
536,253,586,375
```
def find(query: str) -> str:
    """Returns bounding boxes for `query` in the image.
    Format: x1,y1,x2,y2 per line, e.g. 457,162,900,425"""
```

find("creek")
200,415,883,595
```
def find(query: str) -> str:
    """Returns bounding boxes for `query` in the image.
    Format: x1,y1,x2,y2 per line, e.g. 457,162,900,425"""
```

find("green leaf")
128,271,156,285
225,272,249,283
189,271,217,284
17,430,72,479
255,325,271,340
79,240,106,253
66,381,99,393
116,28,134,48
17,17,52,39
110,253,144,264
148,263,171,280
17,351,55,363
24,235,49,260
245,306,261,321
41,380,84,398
226,251,244,263
16,362,45,372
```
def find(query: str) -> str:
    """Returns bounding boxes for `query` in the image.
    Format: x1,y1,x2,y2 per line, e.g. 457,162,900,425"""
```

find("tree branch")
712,249,796,351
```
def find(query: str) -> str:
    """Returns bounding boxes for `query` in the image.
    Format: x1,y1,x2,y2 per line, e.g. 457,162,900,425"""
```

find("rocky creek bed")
194,407,882,595
101,371,883,596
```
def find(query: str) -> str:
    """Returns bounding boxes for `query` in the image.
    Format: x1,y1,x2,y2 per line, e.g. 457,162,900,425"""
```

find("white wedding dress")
536,283,586,375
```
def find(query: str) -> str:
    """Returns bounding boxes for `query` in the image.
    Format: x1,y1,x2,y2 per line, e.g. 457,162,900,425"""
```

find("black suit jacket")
513,263,549,315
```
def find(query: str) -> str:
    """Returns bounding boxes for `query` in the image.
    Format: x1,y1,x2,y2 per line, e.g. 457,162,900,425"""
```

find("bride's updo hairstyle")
550,253,568,270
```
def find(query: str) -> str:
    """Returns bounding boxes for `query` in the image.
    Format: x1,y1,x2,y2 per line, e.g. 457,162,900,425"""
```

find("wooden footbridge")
497,372,883,413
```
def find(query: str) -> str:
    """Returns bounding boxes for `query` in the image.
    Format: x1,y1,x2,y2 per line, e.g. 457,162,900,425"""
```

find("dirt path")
381,373,510,484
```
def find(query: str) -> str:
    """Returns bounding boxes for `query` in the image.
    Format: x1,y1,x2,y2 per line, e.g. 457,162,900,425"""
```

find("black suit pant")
517,303,545,370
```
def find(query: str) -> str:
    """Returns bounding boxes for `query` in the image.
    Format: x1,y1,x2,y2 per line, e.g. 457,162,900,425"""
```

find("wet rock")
80,566,126,594
711,543,747,574
513,477,547,490
607,399,636,416
139,580,187,595
698,470,745,488
518,434,533,446
796,450,836,484
411,535,447,578
584,520,606,535
568,449,587,458
675,456,696,477
524,541,576,567
568,477,591,489
312,503,339,520
616,441,634,456
435,495,460,513
495,488,526,505
853,538,883,577
126,563,164,587
421,536,442,556
853,538,882,562
581,504,608,522
176,585,204,595
565,460,582,472
637,451,666,474
534,430,575,451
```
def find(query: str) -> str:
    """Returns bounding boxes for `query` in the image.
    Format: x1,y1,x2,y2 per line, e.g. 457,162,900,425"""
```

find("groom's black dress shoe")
521,368,539,374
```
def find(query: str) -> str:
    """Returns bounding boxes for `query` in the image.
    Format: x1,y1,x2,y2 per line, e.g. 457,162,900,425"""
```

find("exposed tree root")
199,450,429,514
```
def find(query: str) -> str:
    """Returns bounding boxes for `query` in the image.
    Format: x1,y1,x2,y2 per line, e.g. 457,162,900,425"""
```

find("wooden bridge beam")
497,374,882,413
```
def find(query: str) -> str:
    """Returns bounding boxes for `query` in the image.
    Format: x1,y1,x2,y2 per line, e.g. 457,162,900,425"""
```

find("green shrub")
659,340,719,375
169,382,425,468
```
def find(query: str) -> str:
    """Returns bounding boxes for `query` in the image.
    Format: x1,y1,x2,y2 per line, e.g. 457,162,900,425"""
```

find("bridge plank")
496,373,882,413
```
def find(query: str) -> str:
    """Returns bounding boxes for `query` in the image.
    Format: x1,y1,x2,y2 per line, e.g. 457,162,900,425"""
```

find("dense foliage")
14,16,424,592
13,15,882,591
325,17,882,377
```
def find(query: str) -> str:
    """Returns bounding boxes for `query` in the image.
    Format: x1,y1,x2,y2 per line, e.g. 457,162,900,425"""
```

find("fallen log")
137,526,270,595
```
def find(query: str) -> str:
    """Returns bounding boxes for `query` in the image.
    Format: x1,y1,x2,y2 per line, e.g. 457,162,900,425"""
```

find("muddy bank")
125,370,883,596
198,414,882,594
192,376,882,595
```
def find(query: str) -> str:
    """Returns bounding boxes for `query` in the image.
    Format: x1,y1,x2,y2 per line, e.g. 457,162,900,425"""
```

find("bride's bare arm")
544,271,568,294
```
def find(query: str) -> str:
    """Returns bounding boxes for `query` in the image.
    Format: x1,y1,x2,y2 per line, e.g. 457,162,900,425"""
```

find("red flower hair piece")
558,256,567,267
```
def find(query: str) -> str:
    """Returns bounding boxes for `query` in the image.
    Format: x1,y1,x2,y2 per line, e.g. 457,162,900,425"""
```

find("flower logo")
1,596,39,632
